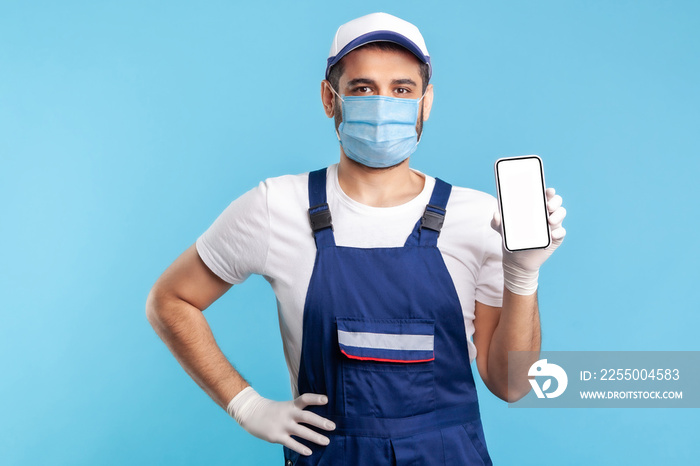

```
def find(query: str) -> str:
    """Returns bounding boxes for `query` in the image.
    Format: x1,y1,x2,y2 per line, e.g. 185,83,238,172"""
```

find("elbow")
501,385,531,403
488,388,526,403
490,382,532,403
145,285,166,326
483,375,532,403
145,285,194,333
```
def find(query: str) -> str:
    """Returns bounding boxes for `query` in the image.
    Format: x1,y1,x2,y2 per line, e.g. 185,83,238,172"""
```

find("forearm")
490,288,541,354
487,288,541,400
481,187,566,400
146,293,248,410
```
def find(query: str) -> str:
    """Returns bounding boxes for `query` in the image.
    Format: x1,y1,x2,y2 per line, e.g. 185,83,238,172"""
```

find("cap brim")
325,30,431,80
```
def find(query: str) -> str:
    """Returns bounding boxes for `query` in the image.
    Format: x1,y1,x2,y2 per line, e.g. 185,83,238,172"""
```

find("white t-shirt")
196,164,504,397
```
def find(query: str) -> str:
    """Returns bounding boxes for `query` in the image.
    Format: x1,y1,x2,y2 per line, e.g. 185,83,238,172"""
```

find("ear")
421,83,434,121
321,80,336,118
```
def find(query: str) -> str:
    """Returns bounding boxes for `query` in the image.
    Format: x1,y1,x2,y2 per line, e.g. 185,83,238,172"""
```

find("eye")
395,87,412,95
352,86,372,94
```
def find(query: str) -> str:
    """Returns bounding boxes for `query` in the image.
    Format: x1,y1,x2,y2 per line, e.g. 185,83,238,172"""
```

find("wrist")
502,260,539,296
226,386,259,424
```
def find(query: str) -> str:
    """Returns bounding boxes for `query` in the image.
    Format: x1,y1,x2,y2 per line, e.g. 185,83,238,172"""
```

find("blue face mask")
331,88,425,168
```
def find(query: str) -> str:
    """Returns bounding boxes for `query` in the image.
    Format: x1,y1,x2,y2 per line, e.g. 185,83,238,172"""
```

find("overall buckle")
308,203,333,232
420,204,446,233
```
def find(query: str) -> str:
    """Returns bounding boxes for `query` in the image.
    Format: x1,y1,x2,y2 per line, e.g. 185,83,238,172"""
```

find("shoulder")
210,170,311,230
447,185,497,215
258,169,319,233
436,180,499,248
255,170,310,207
262,170,309,189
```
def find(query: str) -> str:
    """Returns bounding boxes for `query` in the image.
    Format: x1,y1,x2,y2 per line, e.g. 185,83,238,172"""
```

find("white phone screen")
495,156,551,251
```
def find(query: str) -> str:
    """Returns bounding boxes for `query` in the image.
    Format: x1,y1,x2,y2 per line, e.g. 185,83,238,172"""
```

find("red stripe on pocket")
340,349,434,364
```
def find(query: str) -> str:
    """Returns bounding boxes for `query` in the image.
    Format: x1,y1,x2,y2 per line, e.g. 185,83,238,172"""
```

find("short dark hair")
327,41,430,94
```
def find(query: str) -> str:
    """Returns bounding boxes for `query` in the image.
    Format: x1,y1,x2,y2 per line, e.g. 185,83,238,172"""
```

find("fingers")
293,393,336,431
544,188,566,245
548,206,566,226
289,422,331,447
295,393,328,408
278,406,335,457
296,409,336,431
551,227,566,241
281,437,314,457
547,194,562,212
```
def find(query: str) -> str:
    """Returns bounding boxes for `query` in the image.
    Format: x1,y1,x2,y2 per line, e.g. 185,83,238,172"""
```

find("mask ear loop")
416,90,427,144
328,85,345,142
328,85,345,102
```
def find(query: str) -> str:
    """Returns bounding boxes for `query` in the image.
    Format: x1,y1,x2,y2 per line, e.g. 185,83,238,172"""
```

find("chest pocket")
336,317,436,418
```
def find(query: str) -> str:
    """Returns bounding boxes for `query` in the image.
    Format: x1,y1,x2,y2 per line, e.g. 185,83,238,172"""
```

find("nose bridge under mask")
343,96,419,125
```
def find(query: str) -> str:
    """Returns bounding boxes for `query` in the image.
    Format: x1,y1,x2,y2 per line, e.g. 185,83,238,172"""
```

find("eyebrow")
346,78,375,88
344,78,418,88
391,78,418,86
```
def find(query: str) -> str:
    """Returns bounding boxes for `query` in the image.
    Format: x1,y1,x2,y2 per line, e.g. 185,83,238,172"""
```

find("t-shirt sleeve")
195,181,270,285
475,205,504,307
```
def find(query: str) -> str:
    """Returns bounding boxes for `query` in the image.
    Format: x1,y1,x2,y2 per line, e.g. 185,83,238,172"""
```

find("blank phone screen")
495,156,551,251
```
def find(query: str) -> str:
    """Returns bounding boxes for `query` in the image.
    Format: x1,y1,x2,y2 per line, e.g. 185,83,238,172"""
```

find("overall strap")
406,178,452,247
307,168,336,248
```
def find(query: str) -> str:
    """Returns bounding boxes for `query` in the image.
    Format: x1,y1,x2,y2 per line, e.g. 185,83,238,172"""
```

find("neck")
337,154,425,207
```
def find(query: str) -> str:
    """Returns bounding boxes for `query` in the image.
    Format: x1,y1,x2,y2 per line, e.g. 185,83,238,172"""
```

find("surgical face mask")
330,87,425,168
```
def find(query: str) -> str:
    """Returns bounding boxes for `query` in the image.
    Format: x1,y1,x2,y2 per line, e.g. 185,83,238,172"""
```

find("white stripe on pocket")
337,330,434,351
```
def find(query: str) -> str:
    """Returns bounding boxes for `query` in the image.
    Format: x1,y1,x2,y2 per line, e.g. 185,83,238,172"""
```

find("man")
146,12,566,466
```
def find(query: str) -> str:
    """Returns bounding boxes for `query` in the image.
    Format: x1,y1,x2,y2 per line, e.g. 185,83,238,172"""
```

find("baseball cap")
326,12,431,81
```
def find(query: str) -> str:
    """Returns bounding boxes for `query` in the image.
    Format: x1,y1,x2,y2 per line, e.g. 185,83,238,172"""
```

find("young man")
146,12,566,466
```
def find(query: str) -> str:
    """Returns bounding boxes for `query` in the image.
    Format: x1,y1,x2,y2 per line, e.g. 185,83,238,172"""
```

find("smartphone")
494,155,551,252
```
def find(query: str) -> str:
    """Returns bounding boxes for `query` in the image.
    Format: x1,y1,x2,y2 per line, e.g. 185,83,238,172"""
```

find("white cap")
326,12,431,80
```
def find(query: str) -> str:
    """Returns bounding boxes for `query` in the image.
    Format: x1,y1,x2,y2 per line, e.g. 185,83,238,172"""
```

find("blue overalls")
284,168,493,465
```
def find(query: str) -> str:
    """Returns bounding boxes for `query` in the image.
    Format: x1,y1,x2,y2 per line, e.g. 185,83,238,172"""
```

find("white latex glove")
226,386,336,456
491,187,567,295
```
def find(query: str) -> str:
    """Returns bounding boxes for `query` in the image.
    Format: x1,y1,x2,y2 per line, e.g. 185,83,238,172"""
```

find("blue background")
1,1,698,464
